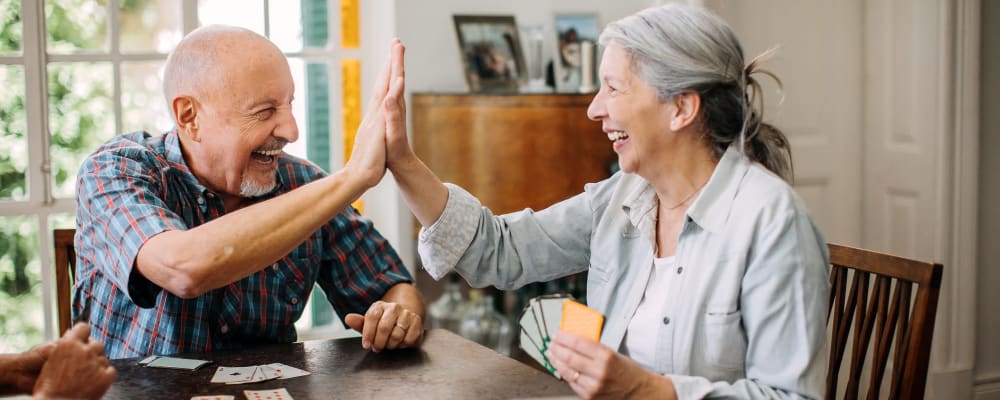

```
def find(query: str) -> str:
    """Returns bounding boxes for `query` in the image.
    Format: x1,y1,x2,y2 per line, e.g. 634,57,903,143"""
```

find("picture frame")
452,15,526,92
553,13,600,93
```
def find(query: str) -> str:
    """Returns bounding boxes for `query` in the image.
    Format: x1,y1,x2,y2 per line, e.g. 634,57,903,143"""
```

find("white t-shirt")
622,256,676,371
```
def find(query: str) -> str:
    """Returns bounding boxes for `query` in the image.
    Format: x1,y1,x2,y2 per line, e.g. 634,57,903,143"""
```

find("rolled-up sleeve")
77,148,187,307
417,184,482,280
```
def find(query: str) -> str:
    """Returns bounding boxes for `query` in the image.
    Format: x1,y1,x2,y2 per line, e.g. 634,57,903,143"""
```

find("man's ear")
668,91,701,132
172,96,200,142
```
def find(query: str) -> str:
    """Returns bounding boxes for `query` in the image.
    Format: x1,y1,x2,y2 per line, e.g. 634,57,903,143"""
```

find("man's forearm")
136,168,370,298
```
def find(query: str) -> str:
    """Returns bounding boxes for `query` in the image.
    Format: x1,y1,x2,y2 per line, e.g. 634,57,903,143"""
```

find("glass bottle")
459,288,513,355
428,273,468,333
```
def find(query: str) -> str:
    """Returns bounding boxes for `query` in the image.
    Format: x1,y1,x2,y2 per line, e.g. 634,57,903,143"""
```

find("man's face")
194,49,298,199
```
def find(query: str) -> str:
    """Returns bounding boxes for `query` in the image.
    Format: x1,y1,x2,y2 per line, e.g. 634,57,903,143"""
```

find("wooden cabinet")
411,93,617,215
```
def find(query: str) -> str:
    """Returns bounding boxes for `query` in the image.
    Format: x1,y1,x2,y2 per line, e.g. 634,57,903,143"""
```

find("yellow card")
560,299,604,342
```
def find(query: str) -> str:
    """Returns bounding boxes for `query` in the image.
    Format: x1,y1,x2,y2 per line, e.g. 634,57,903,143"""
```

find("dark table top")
106,329,576,399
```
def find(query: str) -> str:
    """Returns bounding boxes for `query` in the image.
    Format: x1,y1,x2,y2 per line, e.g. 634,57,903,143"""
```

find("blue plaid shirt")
73,131,412,359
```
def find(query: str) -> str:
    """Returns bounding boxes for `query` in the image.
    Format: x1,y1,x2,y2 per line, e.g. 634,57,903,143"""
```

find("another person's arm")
0,343,51,396
32,323,116,400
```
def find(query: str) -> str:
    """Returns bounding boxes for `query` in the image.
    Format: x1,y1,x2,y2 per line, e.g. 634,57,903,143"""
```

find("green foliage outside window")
0,0,145,352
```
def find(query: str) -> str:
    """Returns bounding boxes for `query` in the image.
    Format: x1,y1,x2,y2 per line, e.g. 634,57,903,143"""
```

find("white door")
707,1,978,398
706,0,865,245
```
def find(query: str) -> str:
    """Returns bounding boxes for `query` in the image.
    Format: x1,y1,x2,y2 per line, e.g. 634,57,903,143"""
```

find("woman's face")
587,42,673,176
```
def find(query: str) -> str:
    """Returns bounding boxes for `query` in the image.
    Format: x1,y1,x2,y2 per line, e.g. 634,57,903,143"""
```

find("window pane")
0,1,22,54
48,62,115,198
284,57,308,161
49,213,76,230
0,215,43,352
120,0,181,53
0,65,27,200
46,0,110,54
122,61,172,134
198,0,265,36
269,0,303,52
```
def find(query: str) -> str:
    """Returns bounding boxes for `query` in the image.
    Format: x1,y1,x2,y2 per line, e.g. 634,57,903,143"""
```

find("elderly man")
0,323,116,399
72,25,422,359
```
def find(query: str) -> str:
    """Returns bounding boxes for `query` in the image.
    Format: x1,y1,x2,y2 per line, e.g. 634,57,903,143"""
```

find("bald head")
163,25,285,118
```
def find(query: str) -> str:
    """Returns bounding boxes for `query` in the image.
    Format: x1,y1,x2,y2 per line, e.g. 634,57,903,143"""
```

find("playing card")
561,299,604,341
518,327,550,374
211,366,257,384
227,366,277,385
243,388,294,400
537,296,568,341
263,363,311,380
518,300,544,353
191,396,235,400
517,294,577,379
145,356,212,370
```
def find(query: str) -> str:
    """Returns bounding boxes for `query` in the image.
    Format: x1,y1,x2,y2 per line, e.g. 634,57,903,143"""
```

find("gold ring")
395,323,408,331
572,370,581,382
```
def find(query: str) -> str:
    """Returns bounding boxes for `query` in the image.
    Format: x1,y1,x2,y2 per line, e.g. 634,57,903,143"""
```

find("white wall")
975,1,1000,398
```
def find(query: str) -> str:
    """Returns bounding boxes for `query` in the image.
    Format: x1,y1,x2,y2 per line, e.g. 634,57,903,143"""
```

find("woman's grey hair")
599,4,793,182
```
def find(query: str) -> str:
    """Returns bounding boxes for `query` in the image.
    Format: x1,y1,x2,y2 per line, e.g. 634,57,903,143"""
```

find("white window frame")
0,0,352,342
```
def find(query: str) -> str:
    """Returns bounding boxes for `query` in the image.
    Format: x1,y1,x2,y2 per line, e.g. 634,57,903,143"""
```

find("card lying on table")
517,294,604,380
210,363,311,385
244,388,293,400
140,355,212,370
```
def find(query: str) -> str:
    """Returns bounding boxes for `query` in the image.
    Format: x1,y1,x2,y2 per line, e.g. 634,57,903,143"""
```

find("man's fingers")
372,306,402,352
366,41,397,112
361,303,385,350
401,315,423,348
386,320,407,350
344,313,365,332
66,322,90,340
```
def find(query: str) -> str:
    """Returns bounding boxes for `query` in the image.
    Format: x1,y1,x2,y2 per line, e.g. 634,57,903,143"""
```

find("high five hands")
343,38,407,189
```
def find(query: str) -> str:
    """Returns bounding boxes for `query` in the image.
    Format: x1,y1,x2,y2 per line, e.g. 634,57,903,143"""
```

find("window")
0,0,359,351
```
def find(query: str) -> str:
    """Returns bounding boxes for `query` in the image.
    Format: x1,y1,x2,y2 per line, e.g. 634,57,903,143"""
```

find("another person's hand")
343,38,406,189
382,40,414,170
32,323,116,400
344,300,424,352
549,331,676,400
1,342,53,395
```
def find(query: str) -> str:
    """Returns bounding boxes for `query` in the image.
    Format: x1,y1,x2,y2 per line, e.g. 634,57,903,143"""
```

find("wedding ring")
572,370,581,382
395,323,409,331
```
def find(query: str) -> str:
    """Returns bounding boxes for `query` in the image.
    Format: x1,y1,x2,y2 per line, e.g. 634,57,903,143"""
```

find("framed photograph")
453,15,526,92
554,13,600,92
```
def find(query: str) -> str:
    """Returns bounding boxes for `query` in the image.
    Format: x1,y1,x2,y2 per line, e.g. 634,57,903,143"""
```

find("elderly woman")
382,4,828,399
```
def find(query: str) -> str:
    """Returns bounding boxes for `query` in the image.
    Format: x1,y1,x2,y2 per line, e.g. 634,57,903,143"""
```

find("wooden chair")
826,243,943,400
53,228,77,335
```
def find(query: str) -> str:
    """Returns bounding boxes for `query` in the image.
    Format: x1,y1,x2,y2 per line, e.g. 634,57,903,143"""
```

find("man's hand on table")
345,301,424,352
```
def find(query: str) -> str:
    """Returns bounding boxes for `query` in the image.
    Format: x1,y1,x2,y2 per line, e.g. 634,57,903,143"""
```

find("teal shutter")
303,0,334,327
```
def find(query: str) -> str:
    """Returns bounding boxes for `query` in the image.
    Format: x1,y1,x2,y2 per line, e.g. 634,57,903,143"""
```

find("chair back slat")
826,243,942,400
53,228,76,335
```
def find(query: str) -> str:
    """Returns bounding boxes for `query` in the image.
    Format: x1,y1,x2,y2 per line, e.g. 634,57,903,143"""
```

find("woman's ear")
172,96,200,142
669,91,701,131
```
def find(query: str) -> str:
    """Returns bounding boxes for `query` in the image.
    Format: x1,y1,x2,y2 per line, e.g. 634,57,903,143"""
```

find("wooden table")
105,329,575,399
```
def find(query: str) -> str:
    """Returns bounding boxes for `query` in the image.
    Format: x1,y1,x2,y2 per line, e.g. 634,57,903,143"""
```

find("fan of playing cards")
517,294,604,379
